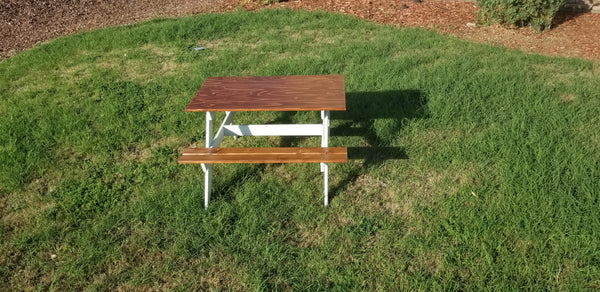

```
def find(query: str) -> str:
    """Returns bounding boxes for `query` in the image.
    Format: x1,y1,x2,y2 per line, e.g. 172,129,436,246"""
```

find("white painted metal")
210,111,236,148
203,112,215,209
321,110,329,147
223,124,323,137
323,163,329,206
321,110,330,206
201,110,335,209
229,111,238,140
205,112,214,148
320,111,330,172
204,164,212,209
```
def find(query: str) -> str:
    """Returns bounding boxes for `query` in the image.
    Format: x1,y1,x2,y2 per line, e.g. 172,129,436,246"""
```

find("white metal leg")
321,110,330,205
204,112,215,209
203,164,212,209
321,110,330,147
206,112,214,148
323,163,329,206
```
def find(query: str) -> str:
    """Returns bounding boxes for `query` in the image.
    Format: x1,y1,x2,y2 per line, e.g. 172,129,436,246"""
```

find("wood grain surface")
178,147,348,164
185,75,346,112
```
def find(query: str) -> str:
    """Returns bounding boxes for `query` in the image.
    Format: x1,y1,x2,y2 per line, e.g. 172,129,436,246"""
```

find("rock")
466,22,477,28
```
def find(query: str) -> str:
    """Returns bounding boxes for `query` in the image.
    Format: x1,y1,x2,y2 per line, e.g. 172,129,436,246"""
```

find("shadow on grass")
212,90,427,205
329,90,428,201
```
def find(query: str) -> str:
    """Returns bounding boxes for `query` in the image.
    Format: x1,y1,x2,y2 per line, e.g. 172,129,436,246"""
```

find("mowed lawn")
1,9,600,290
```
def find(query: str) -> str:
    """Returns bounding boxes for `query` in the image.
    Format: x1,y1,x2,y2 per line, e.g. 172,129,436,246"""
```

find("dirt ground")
1,0,599,61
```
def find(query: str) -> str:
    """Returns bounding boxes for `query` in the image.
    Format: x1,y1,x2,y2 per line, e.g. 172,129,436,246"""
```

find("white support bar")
223,124,323,137
210,111,236,148
205,112,214,148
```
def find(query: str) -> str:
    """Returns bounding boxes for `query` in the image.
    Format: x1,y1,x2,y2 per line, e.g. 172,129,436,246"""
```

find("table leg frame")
201,110,333,209
202,112,215,209
321,110,330,206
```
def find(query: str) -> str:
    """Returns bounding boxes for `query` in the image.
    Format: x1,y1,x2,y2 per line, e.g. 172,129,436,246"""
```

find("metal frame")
200,110,331,209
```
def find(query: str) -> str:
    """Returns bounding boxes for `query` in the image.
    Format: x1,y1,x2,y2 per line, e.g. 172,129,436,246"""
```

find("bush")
476,0,566,31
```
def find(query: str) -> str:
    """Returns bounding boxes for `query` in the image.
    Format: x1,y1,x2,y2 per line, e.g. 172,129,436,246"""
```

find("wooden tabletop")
185,75,346,112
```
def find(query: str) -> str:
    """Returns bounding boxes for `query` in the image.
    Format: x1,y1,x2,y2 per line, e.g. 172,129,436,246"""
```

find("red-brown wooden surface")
178,147,348,164
185,75,346,112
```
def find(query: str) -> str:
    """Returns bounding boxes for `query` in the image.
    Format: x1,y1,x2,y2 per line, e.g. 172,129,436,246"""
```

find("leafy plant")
476,0,566,31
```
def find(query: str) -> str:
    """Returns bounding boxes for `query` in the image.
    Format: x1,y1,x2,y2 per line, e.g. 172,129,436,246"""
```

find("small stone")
466,22,477,28
51,254,57,260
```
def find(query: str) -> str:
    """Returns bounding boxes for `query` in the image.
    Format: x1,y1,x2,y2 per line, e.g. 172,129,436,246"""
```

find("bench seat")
178,147,347,164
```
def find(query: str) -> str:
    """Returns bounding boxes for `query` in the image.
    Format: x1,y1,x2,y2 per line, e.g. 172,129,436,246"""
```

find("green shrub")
476,0,565,31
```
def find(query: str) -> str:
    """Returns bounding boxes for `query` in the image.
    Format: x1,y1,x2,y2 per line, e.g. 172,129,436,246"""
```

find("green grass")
1,9,600,290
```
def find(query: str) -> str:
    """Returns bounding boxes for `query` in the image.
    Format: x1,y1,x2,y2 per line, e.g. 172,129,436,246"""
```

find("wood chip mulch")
1,0,599,61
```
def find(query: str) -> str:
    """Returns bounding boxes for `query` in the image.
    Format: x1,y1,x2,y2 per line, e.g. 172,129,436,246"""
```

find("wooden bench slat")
179,147,348,164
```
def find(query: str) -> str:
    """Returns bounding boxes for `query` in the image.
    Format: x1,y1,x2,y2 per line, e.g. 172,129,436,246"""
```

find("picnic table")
179,75,348,209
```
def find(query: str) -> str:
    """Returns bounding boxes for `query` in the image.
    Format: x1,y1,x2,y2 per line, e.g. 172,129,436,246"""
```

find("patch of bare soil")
0,0,230,59
254,0,600,61
1,0,599,61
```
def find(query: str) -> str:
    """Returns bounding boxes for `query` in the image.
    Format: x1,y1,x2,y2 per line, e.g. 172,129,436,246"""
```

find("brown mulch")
1,0,599,61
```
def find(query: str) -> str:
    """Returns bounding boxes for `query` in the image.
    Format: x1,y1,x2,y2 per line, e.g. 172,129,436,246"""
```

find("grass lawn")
1,9,600,290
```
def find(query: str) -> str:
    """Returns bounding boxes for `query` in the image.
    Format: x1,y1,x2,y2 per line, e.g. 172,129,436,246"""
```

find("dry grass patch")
123,136,183,162
345,174,399,215
140,44,175,57
528,63,597,88
293,215,352,248
90,249,170,290
412,126,464,146
1,178,55,234
288,29,341,45
561,93,576,102
12,71,55,94
197,37,262,50
90,230,246,290
92,46,188,82
407,251,444,277
292,208,353,248
59,62,92,84
193,249,249,290
398,162,482,220
295,224,324,248
576,116,600,153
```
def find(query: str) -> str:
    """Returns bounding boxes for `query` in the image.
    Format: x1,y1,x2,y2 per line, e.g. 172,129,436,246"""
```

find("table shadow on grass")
329,90,428,202
209,90,427,206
